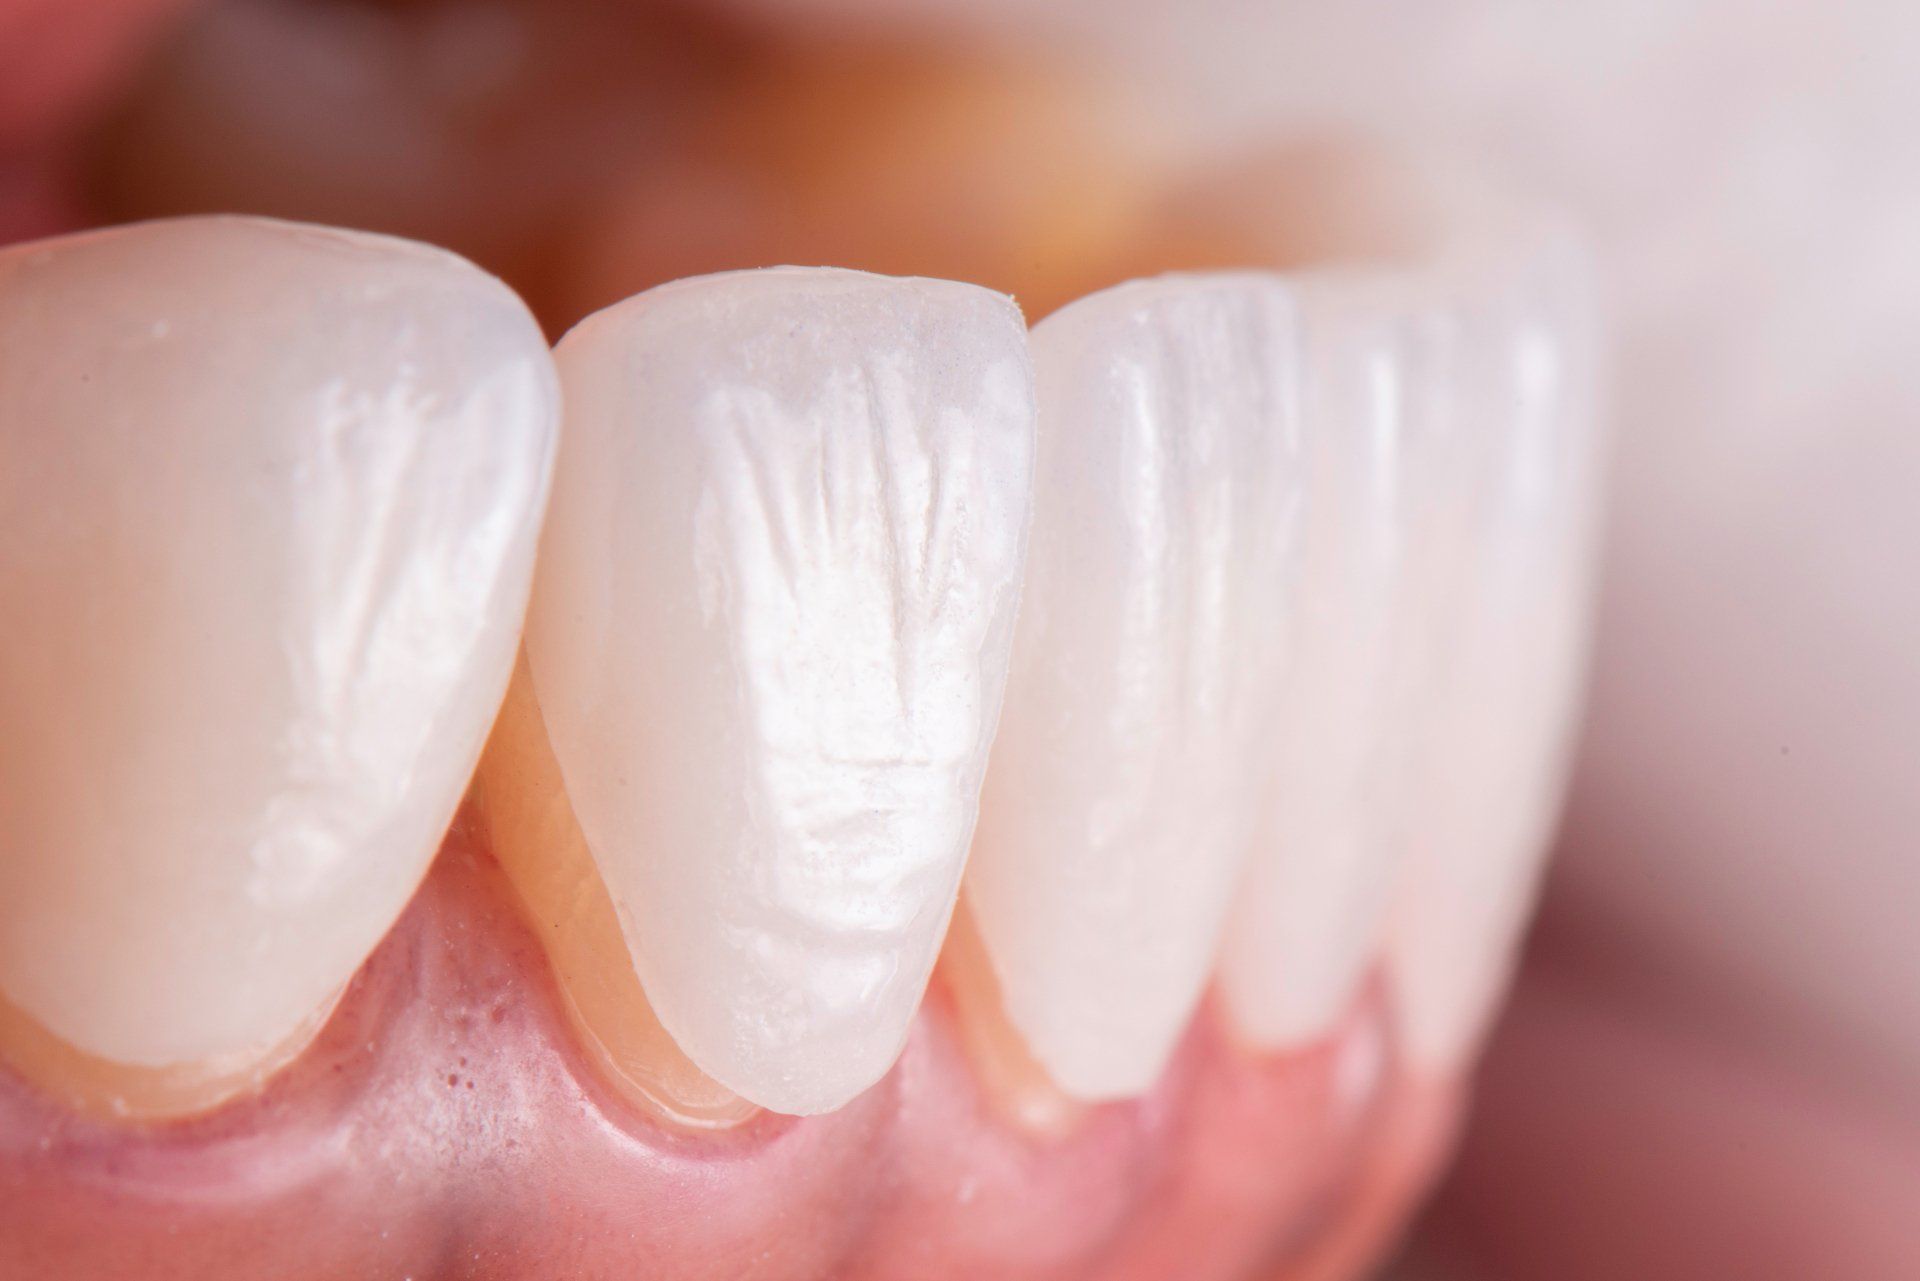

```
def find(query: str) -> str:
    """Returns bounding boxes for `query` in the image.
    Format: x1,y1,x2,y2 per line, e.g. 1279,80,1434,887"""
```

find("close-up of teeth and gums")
0,1,1604,1278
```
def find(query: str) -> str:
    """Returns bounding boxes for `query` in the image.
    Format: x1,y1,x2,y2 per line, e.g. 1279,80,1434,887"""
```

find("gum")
0,814,1457,1280
3,810,1451,1281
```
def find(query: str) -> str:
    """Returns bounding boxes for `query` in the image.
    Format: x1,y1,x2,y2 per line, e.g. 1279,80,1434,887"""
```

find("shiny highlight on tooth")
0,215,557,1102
967,272,1310,1102
523,267,1036,1116
0,198,1598,1131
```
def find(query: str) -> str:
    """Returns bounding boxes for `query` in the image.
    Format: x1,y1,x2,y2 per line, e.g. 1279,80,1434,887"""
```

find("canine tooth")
1386,245,1603,1070
0,216,556,1081
965,274,1306,1101
526,268,1034,1116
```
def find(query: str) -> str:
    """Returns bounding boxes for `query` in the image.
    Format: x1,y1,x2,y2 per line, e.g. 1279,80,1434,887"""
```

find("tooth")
525,267,1035,1116
0,216,557,1095
1385,244,1603,1070
1216,284,1487,1049
475,653,756,1128
964,274,1307,1101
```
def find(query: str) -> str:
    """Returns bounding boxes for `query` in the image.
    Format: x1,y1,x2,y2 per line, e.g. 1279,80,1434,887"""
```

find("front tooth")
0,216,556,1088
525,268,1035,1116
964,274,1307,1101
1386,243,1604,1070
1215,279,1501,1050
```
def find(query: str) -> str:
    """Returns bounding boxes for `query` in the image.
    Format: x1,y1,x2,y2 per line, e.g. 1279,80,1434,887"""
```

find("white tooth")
965,274,1307,1101
1385,242,1604,1071
527,268,1035,1116
1216,287,1466,1049
0,216,557,1072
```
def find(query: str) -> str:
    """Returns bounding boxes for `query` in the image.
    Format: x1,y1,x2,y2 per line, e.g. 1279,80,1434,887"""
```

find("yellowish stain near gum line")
936,904,1090,1138
0,650,750,1128
474,652,1093,1136
473,654,758,1130
0,984,337,1123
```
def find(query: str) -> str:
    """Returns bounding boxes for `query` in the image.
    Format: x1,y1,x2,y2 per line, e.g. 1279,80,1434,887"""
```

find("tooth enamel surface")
1213,266,1551,1052
0,216,557,1072
526,268,1034,1116
1214,287,1454,1050
1386,243,1602,1070
965,274,1306,1101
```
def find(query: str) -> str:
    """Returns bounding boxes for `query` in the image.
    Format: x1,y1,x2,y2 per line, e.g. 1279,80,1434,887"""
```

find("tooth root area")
530,268,1035,1116
968,274,1309,1101
0,216,556,1076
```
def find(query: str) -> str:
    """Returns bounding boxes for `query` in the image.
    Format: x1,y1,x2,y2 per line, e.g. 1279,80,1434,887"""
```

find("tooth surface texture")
1212,243,1602,1061
965,274,1307,1101
1385,243,1602,1070
1215,275,1498,1050
0,216,557,1070
526,268,1035,1115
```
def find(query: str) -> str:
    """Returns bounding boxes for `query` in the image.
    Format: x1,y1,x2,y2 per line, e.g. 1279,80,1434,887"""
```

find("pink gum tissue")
0,819,1453,1281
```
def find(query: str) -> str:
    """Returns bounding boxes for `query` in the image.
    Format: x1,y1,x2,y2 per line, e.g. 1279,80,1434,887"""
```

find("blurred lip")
0,0,196,148
1416,908,1920,1280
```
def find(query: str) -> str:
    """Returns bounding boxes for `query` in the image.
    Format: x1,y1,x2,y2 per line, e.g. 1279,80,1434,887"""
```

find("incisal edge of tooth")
527,267,1035,1116
966,273,1308,1102
0,216,557,1093
1384,241,1603,1071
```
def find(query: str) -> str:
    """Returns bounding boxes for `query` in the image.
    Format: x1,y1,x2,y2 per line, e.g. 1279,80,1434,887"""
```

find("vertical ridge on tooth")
1385,242,1603,1070
0,216,557,1079
1216,279,1489,1050
965,273,1307,1101
527,267,1035,1116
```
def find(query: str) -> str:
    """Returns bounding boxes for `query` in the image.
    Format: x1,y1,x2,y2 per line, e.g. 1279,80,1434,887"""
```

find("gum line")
0,812,1455,1280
